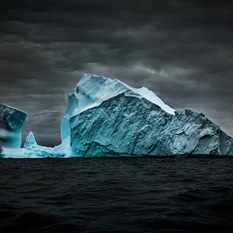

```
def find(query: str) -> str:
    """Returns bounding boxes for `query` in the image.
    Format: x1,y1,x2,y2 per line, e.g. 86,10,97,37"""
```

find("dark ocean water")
1,158,233,233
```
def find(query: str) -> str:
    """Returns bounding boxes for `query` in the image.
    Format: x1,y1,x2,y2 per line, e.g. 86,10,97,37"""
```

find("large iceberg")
61,74,174,141
1,74,233,157
0,104,27,155
64,74,233,156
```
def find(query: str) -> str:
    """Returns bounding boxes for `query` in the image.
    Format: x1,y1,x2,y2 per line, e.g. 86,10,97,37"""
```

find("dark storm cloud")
1,0,233,145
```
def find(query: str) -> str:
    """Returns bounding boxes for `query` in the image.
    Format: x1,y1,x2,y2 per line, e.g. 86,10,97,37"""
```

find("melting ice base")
3,135,75,158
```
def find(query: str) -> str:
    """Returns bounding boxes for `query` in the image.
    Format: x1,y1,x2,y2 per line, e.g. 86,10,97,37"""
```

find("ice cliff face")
61,74,174,141
64,74,233,156
0,104,27,153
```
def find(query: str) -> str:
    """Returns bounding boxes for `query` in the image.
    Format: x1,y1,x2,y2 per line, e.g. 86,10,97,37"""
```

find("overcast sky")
1,0,233,146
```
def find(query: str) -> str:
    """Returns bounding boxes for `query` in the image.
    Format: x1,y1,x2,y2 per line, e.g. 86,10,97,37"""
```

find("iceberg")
0,104,27,155
60,74,175,142
1,74,233,157
66,74,233,156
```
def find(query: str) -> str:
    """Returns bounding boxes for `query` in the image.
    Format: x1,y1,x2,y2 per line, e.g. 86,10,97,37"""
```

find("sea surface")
1,157,233,233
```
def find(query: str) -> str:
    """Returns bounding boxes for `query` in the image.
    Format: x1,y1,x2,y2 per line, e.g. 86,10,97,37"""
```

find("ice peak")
24,132,37,148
